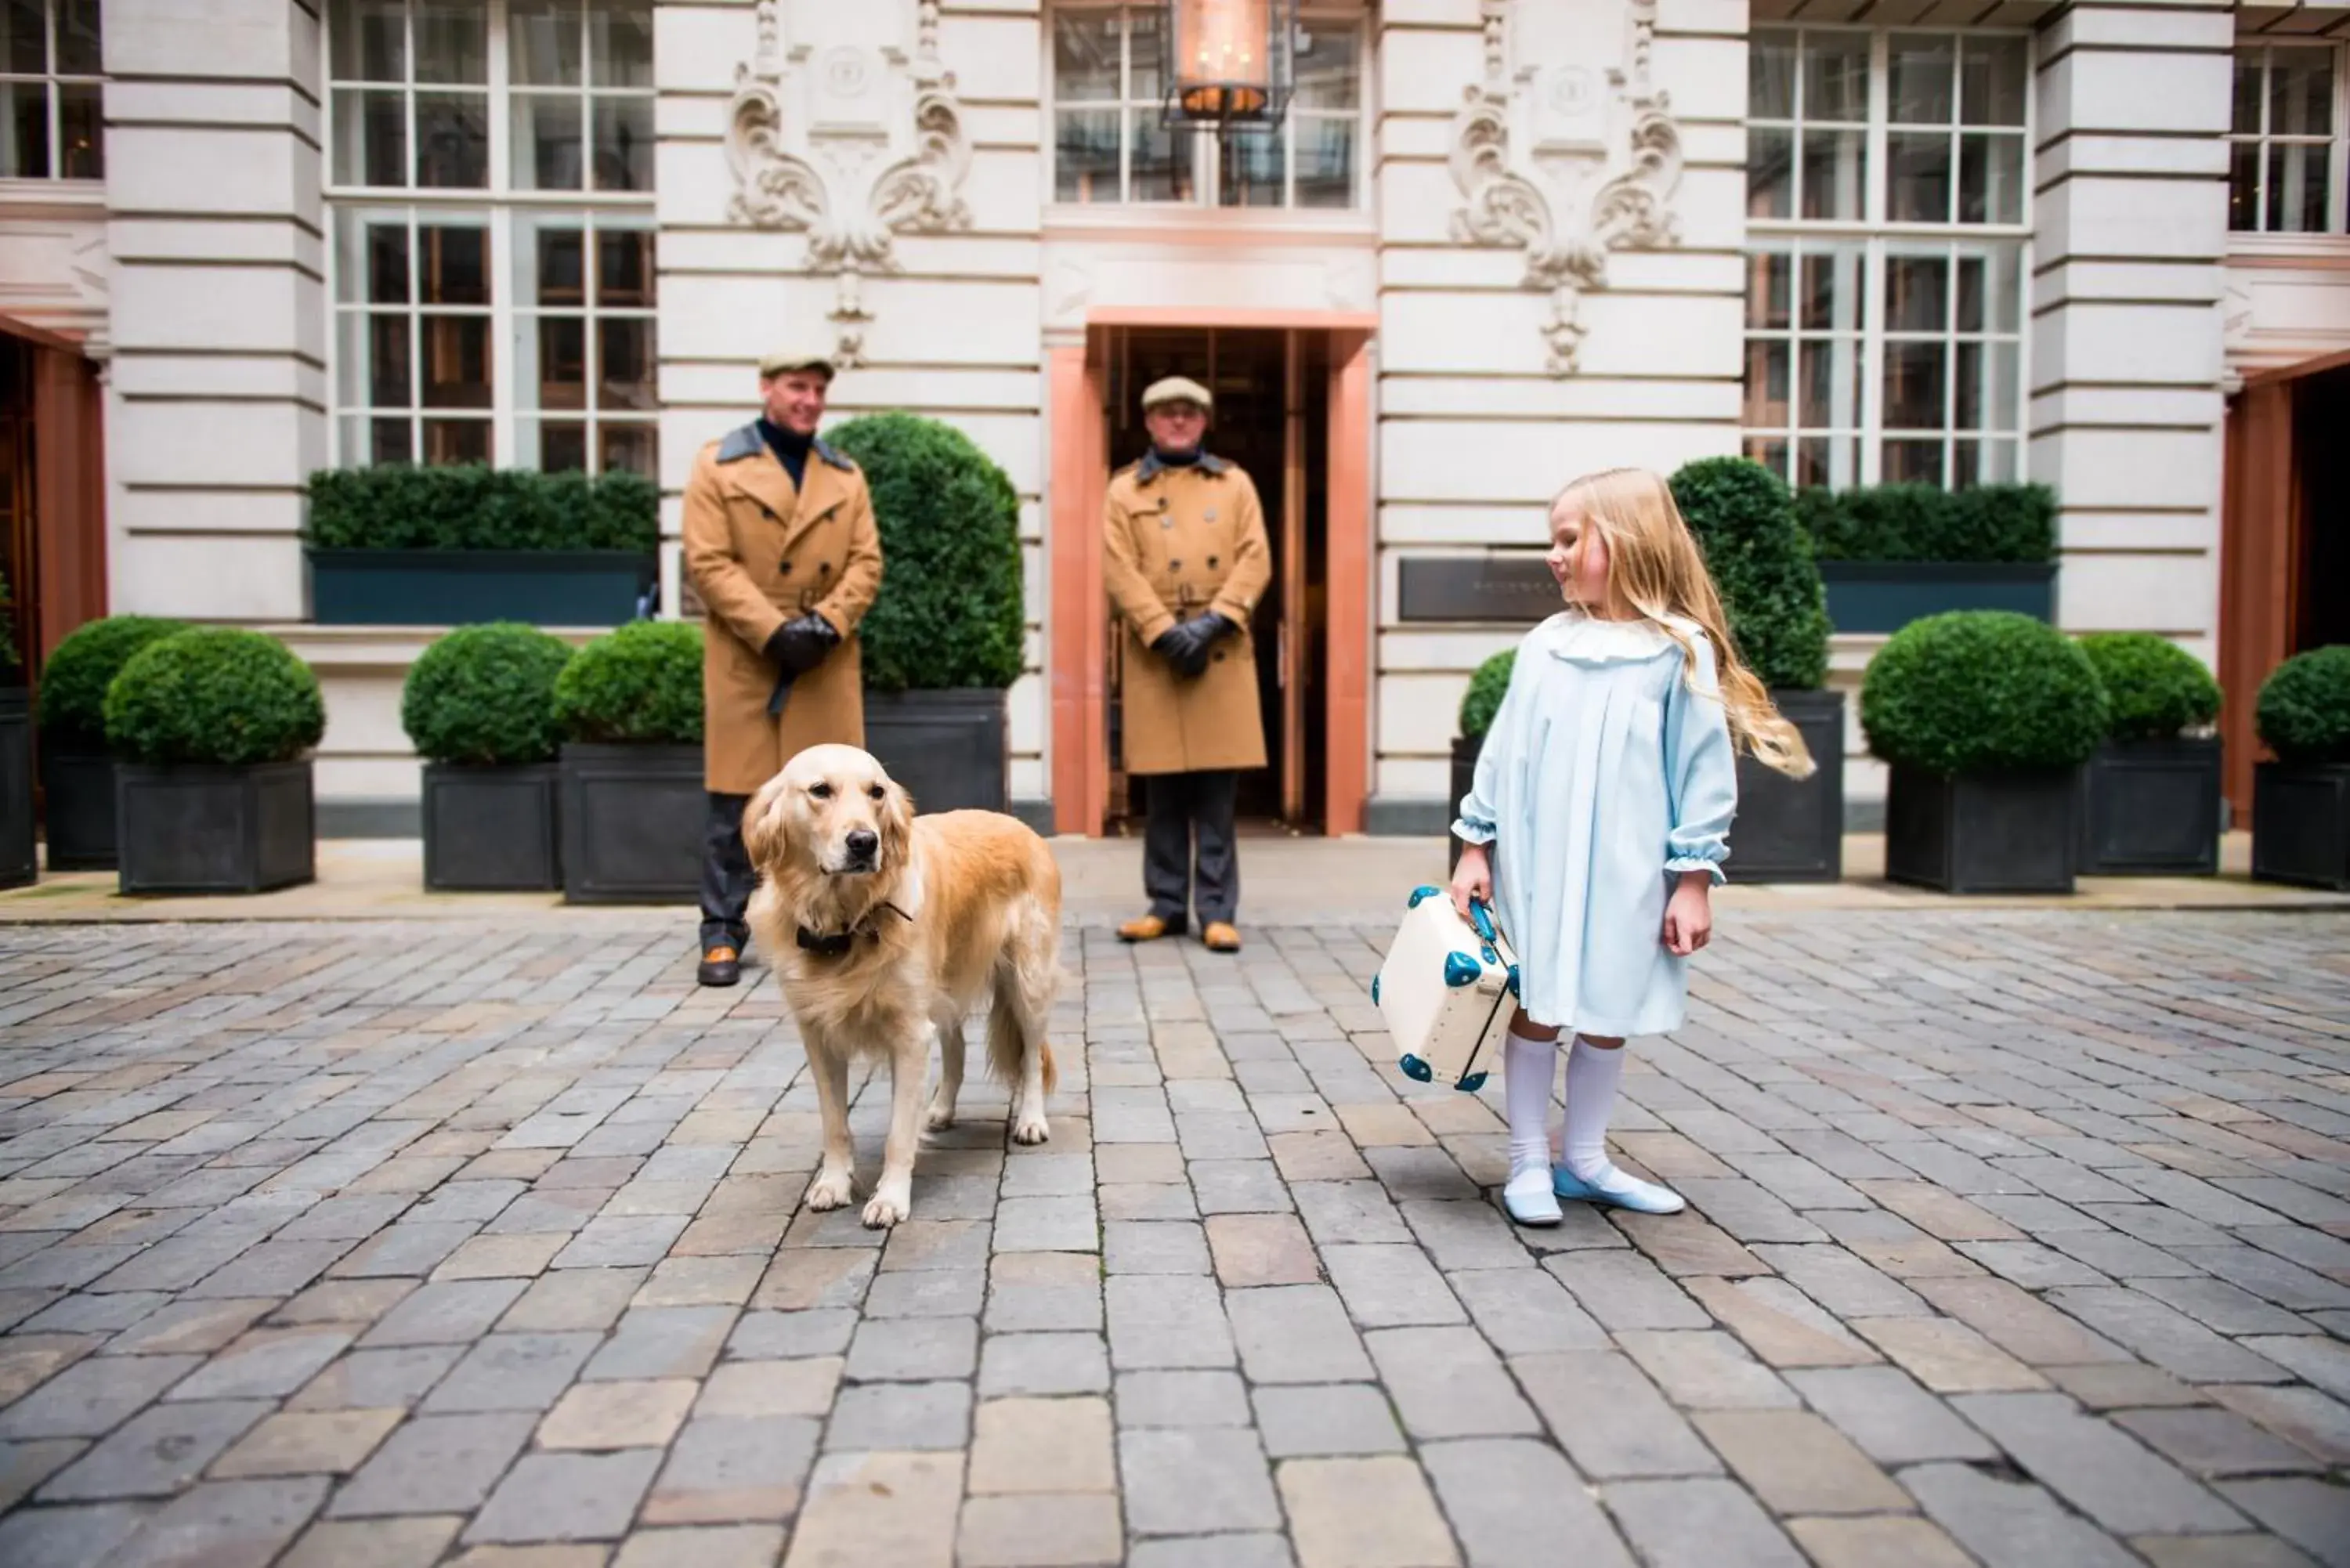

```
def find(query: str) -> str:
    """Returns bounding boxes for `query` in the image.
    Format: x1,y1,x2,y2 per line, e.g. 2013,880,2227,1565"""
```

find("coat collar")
714,421,857,540
1135,447,1232,486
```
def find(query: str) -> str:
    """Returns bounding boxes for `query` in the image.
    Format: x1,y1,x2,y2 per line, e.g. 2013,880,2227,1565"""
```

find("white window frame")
1043,2,1369,213
321,0,657,473
2228,41,2348,237
0,0,102,182
1743,26,2035,493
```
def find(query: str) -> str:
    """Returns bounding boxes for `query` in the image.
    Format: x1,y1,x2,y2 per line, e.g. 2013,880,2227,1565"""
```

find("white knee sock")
1561,1035,1626,1181
1504,1030,1557,1180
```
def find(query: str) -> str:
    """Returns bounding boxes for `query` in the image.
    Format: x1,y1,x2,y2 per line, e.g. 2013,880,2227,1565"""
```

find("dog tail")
1040,1040,1059,1097
986,979,1057,1097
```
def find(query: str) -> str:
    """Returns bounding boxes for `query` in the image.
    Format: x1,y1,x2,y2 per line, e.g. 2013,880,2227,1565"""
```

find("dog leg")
993,975,1053,1147
924,1019,964,1133
803,1036,857,1212
863,1026,931,1229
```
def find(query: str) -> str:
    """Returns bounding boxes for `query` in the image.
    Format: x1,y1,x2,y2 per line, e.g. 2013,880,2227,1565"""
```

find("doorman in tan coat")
1102,375,1272,952
682,345,884,985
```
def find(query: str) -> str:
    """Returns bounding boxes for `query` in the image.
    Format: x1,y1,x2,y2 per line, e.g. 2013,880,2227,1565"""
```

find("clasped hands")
1151,612,1236,678
764,612,839,676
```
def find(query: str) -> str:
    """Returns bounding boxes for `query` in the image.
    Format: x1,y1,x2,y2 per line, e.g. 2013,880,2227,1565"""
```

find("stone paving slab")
0,909,2344,1565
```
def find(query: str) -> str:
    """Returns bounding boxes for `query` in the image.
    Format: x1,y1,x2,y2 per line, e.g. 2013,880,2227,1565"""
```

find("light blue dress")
1453,610,1739,1038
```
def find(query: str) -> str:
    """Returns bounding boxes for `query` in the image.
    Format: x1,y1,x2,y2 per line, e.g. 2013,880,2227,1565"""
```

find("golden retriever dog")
743,743,1061,1228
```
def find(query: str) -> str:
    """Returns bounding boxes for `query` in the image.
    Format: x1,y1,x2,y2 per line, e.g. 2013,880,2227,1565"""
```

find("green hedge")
37,617,192,747
553,620,703,745
306,465,658,553
103,628,325,767
822,413,1025,692
2078,632,2221,743
1668,457,1830,690
1861,610,2108,775
1459,649,1514,739
403,623,575,766
2258,645,2350,766
1797,483,2056,565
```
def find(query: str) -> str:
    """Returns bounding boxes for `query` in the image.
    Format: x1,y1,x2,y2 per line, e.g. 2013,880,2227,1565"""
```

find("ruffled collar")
1538,610,1697,666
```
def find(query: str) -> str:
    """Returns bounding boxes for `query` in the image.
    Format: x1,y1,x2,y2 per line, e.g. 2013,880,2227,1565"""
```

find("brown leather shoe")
1118,914,1173,943
1202,922,1242,952
697,945,742,987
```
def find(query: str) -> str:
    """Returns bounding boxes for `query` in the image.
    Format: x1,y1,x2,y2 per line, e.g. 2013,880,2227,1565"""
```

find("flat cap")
1141,375,1213,414
758,345,837,379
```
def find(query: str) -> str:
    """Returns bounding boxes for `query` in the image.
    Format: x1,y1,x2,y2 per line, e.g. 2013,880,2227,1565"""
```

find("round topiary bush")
2257,645,2350,766
2077,632,2221,743
403,623,576,766
552,620,703,745
1861,611,2108,775
821,413,1024,693
1668,457,1831,690
1459,650,1514,739
35,616,190,747
103,628,325,767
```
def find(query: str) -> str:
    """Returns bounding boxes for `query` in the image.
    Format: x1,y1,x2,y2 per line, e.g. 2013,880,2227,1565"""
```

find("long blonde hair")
1557,467,1816,779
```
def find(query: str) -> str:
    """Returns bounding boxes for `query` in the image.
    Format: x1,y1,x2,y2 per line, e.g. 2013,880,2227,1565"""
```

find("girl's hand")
1450,843,1492,923
1662,873,1713,956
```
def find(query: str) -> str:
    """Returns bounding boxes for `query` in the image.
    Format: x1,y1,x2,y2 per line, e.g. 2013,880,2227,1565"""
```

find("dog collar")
794,901,913,959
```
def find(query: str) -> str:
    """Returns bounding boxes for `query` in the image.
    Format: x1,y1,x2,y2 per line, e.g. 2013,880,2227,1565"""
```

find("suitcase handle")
1466,897,1499,945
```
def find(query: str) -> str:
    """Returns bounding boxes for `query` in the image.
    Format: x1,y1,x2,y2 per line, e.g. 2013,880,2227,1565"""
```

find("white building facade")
3,0,2346,836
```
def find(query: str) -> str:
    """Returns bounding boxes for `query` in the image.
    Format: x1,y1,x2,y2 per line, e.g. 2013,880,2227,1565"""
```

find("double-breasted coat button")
780,561,793,575
1170,559,1182,569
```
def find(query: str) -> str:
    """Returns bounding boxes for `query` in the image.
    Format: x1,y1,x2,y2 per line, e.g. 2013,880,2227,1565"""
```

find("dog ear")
739,779,789,869
879,779,914,866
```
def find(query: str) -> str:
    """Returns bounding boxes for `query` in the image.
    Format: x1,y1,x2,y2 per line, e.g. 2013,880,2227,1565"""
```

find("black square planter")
2076,736,2222,876
425,763,562,891
1448,733,1481,873
117,761,316,894
866,689,1009,815
1732,688,1846,883
1885,764,2077,894
38,742,119,870
560,742,703,905
307,548,657,627
2252,761,2350,891
0,690,32,889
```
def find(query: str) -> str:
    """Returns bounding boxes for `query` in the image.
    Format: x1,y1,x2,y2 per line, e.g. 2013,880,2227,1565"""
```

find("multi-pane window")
2229,45,2345,234
0,0,100,180
1744,29,2030,492
325,0,656,474
1050,5,1363,210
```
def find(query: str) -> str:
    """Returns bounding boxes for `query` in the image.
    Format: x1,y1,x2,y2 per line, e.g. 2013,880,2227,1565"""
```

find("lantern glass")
1165,0,1293,127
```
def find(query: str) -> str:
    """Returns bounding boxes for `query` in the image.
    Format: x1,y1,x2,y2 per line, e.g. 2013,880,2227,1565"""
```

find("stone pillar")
1367,0,1747,831
2029,2,2234,666
101,0,324,623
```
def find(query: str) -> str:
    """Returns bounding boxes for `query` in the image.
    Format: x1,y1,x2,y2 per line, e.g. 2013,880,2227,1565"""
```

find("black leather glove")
1152,622,1209,678
765,612,839,676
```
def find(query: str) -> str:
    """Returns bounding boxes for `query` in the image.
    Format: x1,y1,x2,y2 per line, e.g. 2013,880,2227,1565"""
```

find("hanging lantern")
1162,0,1298,131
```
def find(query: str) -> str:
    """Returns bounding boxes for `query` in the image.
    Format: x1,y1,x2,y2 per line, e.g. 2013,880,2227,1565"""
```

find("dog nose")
845,829,879,861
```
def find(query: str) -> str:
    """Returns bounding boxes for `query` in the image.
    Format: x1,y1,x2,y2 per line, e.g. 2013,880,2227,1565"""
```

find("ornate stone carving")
1448,0,1683,374
726,0,974,367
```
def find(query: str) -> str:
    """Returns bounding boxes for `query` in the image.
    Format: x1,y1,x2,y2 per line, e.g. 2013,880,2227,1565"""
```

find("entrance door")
1098,325,1330,833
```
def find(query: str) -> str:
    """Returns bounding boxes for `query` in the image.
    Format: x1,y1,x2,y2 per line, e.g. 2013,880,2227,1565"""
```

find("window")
1743,29,2029,491
1050,4,1363,210
2229,45,2345,234
0,0,101,180
325,0,656,473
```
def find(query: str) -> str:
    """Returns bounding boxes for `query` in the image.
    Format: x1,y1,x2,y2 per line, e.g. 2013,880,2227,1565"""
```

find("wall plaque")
1397,555,1563,624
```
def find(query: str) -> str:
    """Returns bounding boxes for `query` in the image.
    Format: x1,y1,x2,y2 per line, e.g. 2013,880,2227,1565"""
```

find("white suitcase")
1372,886,1520,1093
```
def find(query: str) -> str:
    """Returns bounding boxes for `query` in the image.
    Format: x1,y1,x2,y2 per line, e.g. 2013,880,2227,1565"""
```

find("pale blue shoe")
1553,1162,1687,1216
1502,1168,1563,1227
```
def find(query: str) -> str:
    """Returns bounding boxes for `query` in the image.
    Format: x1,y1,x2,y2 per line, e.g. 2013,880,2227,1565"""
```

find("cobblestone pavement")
0,912,2346,1568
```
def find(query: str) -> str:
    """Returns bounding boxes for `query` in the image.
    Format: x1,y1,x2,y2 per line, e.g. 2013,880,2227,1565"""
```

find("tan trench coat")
682,424,883,795
1102,452,1272,775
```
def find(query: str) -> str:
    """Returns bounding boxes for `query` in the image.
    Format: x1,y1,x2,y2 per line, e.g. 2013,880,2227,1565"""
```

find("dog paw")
804,1171,855,1211
1010,1115,1051,1147
923,1102,956,1133
861,1190,910,1229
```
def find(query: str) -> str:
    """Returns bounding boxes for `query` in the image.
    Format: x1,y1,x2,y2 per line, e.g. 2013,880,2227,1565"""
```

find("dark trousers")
1141,769,1239,929
700,791,754,951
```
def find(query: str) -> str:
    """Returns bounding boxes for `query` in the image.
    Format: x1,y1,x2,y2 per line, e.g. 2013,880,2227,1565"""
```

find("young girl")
1451,467,1813,1226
